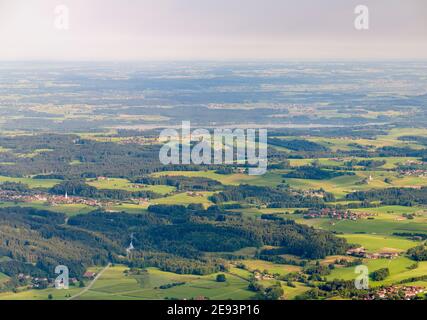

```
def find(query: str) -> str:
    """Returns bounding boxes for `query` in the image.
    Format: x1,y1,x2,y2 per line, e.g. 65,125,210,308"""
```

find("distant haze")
0,0,426,60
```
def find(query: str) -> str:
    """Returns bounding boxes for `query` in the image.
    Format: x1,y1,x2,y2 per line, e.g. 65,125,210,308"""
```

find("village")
0,189,151,209
365,285,425,300
0,189,101,207
16,270,98,291
300,189,328,198
303,208,375,221
346,247,400,259
399,169,427,178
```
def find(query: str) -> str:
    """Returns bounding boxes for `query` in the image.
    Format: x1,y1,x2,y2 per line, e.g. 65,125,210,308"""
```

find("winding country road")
68,263,111,300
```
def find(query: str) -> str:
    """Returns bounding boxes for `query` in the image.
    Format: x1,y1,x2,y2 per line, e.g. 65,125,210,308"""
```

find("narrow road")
68,263,111,300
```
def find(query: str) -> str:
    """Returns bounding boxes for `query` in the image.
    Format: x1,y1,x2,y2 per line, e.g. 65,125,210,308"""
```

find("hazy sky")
0,0,426,60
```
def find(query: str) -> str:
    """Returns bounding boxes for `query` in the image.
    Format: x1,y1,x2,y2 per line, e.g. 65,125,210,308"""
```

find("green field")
0,201,95,216
0,286,82,301
152,170,284,188
285,171,427,198
0,266,254,300
288,157,422,170
0,175,61,188
86,178,175,195
106,203,149,214
238,259,301,276
297,206,427,235
150,192,215,208
338,234,419,252
76,266,255,300
152,167,427,200
326,257,427,288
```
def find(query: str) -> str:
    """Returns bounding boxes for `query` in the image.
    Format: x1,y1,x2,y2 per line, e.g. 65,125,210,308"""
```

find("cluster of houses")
17,273,79,289
130,184,148,189
136,198,150,205
399,169,427,178
364,286,425,300
96,176,150,188
186,192,205,197
253,271,275,281
300,189,327,198
346,247,400,259
16,270,98,290
47,193,101,207
303,208,374,221
0,190,47,203
117,136,157,145
0,188,154,210
404,160,424,166
83,271,97,279
0,189,101,207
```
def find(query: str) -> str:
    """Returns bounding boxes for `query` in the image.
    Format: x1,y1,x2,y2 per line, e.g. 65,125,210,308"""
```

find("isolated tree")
216,274,226,282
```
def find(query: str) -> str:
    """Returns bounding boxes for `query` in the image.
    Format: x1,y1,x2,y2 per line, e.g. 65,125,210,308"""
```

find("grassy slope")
77,266,254,300
338,234,419,252
86,178,175,195
326,257,427,288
